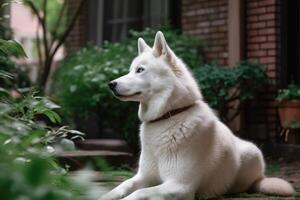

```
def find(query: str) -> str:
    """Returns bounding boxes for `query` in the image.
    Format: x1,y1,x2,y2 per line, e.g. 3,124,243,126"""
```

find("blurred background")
1,0,300,199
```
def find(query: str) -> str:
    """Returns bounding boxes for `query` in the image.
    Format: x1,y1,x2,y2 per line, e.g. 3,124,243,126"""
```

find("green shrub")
0,55,31,89
0,89,89,200
194,62,268,123
0,39,31,89
0,38,91,200
276,84,300,101
52,27,204,150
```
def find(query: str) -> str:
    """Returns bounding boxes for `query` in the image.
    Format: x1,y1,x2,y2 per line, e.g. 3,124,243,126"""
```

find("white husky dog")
103,31,294,200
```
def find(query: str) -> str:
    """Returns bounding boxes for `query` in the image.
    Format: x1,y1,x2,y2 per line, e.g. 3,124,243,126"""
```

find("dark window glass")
88,0,180,44
281,0,300,85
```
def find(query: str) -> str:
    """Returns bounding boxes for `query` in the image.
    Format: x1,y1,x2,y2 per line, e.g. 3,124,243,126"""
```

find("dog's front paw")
120,190,147,200
99,189,128,200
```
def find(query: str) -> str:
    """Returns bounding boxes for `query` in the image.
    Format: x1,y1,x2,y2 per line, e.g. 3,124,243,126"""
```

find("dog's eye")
136,67,145,73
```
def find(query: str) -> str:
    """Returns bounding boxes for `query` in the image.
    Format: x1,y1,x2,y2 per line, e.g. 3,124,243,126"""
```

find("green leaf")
43,110,62,123
0,39,27,58
0,70,14,79
0,87,9,97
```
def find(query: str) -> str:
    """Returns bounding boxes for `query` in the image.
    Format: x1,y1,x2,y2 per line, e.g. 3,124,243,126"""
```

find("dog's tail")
252,177,295,197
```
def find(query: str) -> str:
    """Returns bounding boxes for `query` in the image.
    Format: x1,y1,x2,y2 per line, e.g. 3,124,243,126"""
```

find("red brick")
267,64,277,71
248,7,267,15
211,19,226,26
260,42,276,49
258,28,276,35
248,50,267,57
266,5,277,13
249,36,267,43
267,20,276,27
267,70,278,78
259,13,276,21
259,56,276,64
211,32,226,39
248,15,259,23
248,1,259,9
248,22,266,29
196,21,210,27
267,49,276,56
248,30,259,36
210,46,225,52
258,0,276,7
248,43,260,50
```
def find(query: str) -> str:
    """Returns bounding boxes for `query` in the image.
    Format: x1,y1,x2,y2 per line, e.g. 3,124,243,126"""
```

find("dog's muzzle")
108,81,124,97
108,81,117,91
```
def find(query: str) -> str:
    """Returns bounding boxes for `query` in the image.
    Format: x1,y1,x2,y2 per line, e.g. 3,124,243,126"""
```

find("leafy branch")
23,0,87,90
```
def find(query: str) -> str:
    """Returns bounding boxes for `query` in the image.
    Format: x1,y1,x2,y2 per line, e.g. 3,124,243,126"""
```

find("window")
88,0,179,44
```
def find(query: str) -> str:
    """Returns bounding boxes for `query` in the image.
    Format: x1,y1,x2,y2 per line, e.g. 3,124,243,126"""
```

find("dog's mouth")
115,91,142,98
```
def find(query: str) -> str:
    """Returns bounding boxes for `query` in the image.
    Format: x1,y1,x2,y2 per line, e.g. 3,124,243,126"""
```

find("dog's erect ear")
153,31,181,76
138,38,151,55
153,31,169,57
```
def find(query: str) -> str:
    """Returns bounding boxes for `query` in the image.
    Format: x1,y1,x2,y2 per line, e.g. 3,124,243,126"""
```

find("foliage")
193,62,268,123
0,89,88,200
52,27,204,150
283,119,300,129
0,37,89,200
0,5,30,90
0,39,27,58
0,55,31,89
276,84,300,101
0,36,30,90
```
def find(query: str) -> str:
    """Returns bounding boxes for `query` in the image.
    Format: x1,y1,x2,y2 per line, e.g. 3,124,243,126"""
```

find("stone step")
57,150,133,171
76,139,131,152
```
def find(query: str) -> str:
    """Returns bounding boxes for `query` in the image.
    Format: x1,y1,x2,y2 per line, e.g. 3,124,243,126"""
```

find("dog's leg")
120,181,194,200
101,147,158,200
100,174,155,200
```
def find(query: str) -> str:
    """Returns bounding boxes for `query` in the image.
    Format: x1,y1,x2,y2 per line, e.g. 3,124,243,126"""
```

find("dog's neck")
148,104,195,123
138,84,197,122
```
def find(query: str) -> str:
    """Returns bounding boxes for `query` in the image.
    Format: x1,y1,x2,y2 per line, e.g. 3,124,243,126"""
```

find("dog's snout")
108,81,117,90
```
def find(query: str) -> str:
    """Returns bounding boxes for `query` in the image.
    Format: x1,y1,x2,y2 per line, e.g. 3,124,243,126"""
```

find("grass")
266,163,281,175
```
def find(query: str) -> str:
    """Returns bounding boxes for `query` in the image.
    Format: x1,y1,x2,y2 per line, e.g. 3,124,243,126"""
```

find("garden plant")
277,84,300,130
0,38,94,200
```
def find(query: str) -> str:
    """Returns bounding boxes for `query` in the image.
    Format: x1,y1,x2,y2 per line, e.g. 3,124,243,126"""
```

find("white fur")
101,31,295,200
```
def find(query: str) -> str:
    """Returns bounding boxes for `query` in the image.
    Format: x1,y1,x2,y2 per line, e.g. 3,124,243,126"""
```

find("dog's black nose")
108,81,117,90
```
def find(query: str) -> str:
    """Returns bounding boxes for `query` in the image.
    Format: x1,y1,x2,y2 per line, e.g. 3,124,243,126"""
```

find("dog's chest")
142,120,188,152
141,120,198,178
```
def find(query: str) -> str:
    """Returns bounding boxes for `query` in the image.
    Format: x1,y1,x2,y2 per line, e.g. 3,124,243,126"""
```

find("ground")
76,157,300,200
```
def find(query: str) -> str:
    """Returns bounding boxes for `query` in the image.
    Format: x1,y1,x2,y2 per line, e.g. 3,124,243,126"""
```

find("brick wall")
181,0,281,142
181,0,228,65
244,0,281,141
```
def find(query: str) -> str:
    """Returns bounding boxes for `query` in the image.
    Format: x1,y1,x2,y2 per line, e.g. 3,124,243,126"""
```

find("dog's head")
108,31,201,104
